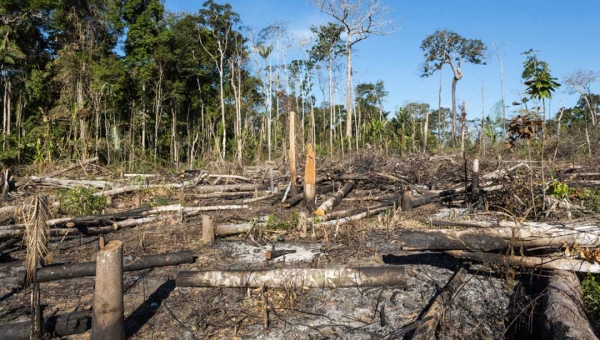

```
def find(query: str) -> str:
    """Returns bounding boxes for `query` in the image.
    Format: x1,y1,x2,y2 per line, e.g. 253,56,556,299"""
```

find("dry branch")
176,266,407,288
411,264,469,340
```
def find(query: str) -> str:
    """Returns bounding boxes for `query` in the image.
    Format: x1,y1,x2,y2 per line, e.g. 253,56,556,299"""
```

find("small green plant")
547,180,572,199
582,273,600,323
56,187,106,216
265,214,293,231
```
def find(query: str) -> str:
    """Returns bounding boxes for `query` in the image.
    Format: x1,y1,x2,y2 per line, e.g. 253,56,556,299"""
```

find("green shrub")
56,187,106,216
582,273,600,323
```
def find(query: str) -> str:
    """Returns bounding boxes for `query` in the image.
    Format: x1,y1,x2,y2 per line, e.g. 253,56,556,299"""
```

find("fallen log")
445,250,600,273
542,270,598,340
317,206,391,227
282,184,337,208
176,266,407,289
314,181,355,216
33,157,99,180
400,222,600,251
31,178,114,189
411,263,469,340
93,174,207,196
10,250,194,285
0,310,92,340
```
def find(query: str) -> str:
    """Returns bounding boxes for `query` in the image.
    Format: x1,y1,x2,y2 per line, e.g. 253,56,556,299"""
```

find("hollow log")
0,310,92,340
400,222,600,251
411,264,469,340
314,181,355,216
445,250,600,273
176,266,407,289
11,250,194,285
91,240,124,340
542,270,598,340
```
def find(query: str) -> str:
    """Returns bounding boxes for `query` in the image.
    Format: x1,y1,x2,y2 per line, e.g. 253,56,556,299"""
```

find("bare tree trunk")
423,105,429,154
345,38,353,144
437,66,443,148
481,84,486,155
451,77,458,148
289,111,297,195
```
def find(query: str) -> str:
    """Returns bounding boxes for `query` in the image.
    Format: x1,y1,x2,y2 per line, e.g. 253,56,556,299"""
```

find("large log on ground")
176,266,407,288
411,264,469,340
400,222,600,251
11,250,194,285
282,184,337,208
542,270,598,340
445,250,600,273
91,240,124,340
0,310,92,340
314,181,355,216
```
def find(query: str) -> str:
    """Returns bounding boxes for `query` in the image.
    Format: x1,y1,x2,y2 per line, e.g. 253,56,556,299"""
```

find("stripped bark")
304,143,316,210
176,266,407,288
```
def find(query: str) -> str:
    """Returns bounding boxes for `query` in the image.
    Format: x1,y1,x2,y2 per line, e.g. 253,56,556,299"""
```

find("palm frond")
23,195,50,286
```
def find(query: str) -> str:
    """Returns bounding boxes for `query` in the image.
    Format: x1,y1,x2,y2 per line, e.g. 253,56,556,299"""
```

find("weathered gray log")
93,174,207,197
0,310,92,340
400,222,600,251
411,264,469,340
191,183,267,193
91,240,124,340
13,250,194,285
176,266,407,288
542,270,598,340
445,250,600,273
314,181,355,216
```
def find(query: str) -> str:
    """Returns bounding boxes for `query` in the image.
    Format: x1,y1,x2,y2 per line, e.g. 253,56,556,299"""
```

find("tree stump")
91,240,124,340
202,215,215,244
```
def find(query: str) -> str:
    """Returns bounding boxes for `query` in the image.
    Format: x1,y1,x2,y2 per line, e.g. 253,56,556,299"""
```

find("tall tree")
308,22,345,155
564,69,599,127
123,0,165,155
420,29,486,147
312,0,396,147
197,0,241,161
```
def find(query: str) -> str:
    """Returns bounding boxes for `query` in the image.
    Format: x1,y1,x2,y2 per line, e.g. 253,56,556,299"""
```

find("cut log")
91,240,124,340
542,270,598,340
314,180,355,216
10,251,194,285
400,222,600,251
216,221,266,236
93,174,207,197
445,250,600,273
0,310,92,340
304,143,316,210
176,266,407,288
411,263,469,340
299,211,308,238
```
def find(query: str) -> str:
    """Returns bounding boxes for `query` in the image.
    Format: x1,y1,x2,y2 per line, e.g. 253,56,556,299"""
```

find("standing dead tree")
312,0,397,147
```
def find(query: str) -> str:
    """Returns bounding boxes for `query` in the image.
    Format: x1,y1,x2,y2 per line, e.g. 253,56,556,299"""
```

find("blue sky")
165,0,600,121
